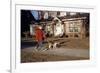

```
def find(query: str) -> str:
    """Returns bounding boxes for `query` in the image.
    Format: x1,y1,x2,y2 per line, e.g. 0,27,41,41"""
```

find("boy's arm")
35,31,39,41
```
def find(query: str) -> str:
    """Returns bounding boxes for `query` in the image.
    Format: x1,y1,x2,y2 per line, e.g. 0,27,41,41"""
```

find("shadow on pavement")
21,40,37,49
21,40,47,49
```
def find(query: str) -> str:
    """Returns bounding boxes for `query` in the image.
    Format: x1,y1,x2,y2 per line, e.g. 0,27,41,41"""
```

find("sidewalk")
41,48,89,58
22,47,89,58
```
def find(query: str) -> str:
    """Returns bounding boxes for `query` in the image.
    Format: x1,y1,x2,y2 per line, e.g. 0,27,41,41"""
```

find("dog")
48,41,59,50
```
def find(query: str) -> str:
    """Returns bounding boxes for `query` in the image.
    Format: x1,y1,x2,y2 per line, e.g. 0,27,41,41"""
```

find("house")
52,17,64,37
45,16,88,39
62,17,87,39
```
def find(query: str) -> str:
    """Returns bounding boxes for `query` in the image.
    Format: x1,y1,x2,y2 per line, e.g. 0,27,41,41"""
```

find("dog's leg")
49,43,52,49
53,43,56,48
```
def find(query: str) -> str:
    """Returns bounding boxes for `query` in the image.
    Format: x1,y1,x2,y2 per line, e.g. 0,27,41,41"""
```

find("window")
69,21,81,32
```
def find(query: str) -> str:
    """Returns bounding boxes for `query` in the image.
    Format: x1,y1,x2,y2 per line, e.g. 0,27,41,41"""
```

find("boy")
35,26,45,51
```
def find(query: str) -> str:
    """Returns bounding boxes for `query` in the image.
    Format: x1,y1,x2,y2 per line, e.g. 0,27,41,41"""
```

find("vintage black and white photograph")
21,10,90,63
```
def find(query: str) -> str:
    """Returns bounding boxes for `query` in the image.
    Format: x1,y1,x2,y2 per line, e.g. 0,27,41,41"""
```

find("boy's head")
38,26,42,29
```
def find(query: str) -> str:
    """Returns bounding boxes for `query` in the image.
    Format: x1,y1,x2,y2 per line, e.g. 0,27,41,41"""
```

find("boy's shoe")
33,47,39,51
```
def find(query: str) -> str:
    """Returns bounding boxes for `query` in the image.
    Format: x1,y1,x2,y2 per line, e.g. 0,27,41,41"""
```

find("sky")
31,10,39,20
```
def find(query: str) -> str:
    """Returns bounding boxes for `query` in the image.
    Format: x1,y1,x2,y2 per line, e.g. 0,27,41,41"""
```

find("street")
21,38,89,63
